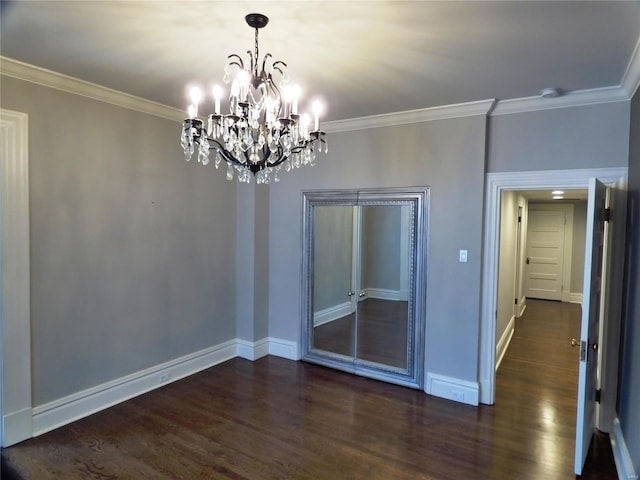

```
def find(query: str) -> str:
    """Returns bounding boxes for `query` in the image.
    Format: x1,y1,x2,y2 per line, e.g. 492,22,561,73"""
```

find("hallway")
495,298,616,478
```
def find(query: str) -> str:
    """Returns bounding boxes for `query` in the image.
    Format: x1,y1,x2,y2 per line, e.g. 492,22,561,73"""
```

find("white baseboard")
32,339,238,436
237,338,270,361
612,417,638,480
267,337,299,360
29,336,300,438
426,372,479,406
496,315,515,372
314,301,352,327
569,292,584,305
517,297,527,318
2,407,32,447
366,288,402,301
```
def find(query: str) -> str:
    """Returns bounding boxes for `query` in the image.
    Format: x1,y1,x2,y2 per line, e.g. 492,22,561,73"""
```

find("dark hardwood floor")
313,298,408,368
1,299,617,479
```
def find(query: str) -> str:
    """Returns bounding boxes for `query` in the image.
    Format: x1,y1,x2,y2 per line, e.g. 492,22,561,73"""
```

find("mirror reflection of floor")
313,298,408,369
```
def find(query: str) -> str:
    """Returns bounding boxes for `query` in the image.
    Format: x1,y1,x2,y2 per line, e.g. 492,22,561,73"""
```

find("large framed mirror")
301,188,429,389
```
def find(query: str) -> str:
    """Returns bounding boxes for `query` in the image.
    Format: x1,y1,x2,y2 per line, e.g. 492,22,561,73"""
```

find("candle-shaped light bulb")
230,80,240,115
291,85,301,115
238,70,250,102
300,113,310,139
212,85,222,115
312,100,323,131
189,86,202,117
282,86,293,118
188,104,196,119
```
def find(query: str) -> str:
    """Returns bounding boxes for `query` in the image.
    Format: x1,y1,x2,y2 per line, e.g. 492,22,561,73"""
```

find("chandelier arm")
261,53,272,78
227,54,244,70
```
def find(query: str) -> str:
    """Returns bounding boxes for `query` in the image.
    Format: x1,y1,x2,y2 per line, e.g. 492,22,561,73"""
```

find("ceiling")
1,1,640,122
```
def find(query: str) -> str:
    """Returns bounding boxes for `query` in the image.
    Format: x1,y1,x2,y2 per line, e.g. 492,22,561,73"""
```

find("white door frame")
480,167,627,408
0,108,32,446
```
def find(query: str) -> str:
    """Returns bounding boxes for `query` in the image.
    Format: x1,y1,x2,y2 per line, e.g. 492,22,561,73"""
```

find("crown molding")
322,99,497,133
491,86,629,116
0,56,185,122
621,36,640,99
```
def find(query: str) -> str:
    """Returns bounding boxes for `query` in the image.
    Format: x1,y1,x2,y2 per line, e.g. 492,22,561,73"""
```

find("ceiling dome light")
552,190,565,195
180,13,328,184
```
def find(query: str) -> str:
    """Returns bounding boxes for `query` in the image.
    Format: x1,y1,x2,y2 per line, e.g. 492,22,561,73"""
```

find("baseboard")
517,297,526,317
30,336,300,438
496,315,515,372
570,292,584,305
32,339,238,436
2,407,32,447
236,338,270,361
313,301,352,327
426,372,479,406
366,288,402,301
611,417,639,480
267,337,300,360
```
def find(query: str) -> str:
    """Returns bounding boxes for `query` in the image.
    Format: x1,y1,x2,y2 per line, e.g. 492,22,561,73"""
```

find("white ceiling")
1,1,639,122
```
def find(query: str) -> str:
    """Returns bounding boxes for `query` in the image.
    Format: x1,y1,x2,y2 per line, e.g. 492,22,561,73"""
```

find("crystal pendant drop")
215,152,222,169
226,163,234,180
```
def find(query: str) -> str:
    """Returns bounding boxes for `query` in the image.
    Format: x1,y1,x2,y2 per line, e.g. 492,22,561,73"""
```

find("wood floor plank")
1,299,618,479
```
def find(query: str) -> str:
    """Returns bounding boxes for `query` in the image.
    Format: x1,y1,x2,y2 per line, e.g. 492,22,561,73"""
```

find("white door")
574,178,607,475
525,207,566,301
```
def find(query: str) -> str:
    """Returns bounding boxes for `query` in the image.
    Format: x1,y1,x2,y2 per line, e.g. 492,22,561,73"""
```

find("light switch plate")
459,250,468,263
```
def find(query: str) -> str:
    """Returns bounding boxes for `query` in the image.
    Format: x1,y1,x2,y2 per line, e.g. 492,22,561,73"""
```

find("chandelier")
180,13,328,184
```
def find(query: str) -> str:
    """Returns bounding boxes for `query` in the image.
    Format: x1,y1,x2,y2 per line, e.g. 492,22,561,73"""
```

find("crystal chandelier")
180,13,328,184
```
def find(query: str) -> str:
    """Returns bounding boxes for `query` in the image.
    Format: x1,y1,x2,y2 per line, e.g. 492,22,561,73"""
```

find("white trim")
32,340,238,436
612,417,638,480
0,109,32,447
517,297,527,318
569,293,584,305
480,167,628,406
2,407,32,448
426,372,479,406
491,87,629,116
0,56,184,122
313,301,352,327
366,288,402,301
236,338,270,361
26,336,300,437
496,315,515,372
621,36,640,99
323,99,496,133
267,337,299,360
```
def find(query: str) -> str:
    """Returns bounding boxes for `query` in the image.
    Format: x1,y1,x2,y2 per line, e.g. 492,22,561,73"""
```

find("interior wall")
268,116,488,384
0,75,237,406
496,191,518,345
488,102,630,173
618,86,640,474
361,205,402,292
312,205,353,312
570,201,587,295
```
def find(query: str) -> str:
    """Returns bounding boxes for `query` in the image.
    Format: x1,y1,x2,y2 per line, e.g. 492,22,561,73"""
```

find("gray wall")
618,86,640,474
312,205,353,312
1,76,237,406
268,116,488,383
489,102,630,172
361,205,402,292
570,201,587,293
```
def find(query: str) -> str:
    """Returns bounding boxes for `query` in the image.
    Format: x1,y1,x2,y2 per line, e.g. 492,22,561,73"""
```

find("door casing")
480,167,627,431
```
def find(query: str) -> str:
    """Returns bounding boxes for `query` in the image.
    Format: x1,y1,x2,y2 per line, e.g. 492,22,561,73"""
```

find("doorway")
481,168,627,475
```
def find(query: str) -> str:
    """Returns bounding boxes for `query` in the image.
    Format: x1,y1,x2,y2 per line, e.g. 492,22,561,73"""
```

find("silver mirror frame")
301,187,429,389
